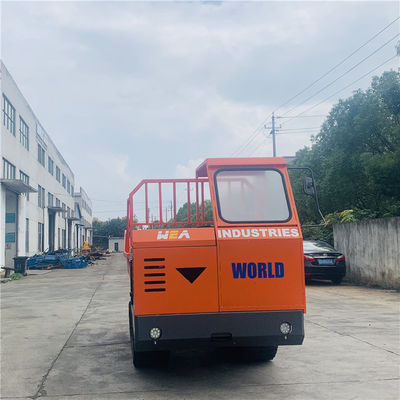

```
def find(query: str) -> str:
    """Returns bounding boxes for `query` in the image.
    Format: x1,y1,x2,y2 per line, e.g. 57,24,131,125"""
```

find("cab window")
215,169,291,223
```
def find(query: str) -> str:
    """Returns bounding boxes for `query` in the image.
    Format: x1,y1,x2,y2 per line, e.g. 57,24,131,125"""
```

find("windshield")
303,240,335,252
214,169,291,223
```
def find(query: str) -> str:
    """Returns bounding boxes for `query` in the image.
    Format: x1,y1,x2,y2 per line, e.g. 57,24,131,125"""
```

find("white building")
0,62,92,268
73,187,93,248
108,237,124,253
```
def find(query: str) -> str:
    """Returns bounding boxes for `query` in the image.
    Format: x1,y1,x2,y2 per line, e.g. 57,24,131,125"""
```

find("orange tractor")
125,157,311,367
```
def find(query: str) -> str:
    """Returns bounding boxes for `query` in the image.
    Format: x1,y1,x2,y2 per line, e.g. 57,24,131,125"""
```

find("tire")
219,345,278,362
243,346,278,362
331,276,343,285
128,303,169,368
133,349,170,368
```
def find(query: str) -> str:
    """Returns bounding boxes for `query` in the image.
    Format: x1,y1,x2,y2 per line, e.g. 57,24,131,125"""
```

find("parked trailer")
125,157,307,367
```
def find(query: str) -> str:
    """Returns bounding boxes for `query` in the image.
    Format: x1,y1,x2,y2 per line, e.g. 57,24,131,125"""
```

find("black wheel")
133,349,170,368
218,345,278,362
331,276,343,285
128,303,169,368
243,346,278,362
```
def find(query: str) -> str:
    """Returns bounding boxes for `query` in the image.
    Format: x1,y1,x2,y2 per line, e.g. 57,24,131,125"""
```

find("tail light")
304,255,315,262
336,255,345,262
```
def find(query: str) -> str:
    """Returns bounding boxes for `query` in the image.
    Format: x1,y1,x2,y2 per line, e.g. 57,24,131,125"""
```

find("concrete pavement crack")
65,341,130,348
23,377,400,398
308,319,400,356
30,279,104,399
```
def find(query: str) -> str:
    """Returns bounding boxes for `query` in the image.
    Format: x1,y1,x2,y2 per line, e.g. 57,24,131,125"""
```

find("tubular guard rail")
127,179,214,230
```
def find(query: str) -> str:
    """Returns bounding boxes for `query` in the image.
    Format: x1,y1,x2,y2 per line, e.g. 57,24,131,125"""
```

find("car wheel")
331,277,343,285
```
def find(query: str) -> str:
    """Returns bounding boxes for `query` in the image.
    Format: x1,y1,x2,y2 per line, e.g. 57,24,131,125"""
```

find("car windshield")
215,169,290,223
303,240,335,252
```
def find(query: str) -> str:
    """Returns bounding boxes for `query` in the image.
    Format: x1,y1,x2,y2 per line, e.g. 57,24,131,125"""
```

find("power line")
231,121,268,156
277,114,326,119
273,16,400,114
280,32,400,119
232,18,399,157
231,18,399,157
279,127,321,131
281,54,398,124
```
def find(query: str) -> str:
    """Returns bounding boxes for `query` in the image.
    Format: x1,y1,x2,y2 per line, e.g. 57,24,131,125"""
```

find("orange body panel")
216,228,305,311
133,237,219,316
132,227,216,248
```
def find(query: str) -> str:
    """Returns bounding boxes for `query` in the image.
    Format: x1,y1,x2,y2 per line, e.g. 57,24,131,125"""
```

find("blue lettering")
275,262,284,278
258,263,267,278
248,262,257,278
231,262,285,279
232,263,247,279
267,262,275,278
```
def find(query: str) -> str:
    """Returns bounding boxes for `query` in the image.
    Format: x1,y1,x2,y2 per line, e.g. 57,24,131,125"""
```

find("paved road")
1,254,399,400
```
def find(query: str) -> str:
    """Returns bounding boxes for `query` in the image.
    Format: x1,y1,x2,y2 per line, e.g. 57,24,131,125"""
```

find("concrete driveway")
1,253,399,399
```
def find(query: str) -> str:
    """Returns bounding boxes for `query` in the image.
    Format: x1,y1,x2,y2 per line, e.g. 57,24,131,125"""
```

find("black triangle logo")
176,267,206,284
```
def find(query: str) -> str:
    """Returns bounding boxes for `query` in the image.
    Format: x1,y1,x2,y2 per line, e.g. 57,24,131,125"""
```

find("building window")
48,156,54,175
20,170,30,200
62,174,66,188
38,185,45,208
2,94,16,135
58,227,61,249
37,144,45,167
2,158,16,179
38,222,44,252
62,202,66,219
48,192,54,207
71,185,74,196
56,166,61,182
56,198,60,207
19,117,29,150
67,179,71,194
25,218,29,253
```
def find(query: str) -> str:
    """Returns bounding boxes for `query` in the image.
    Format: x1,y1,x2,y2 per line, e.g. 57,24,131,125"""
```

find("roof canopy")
0,179,38,194
195,157,287,178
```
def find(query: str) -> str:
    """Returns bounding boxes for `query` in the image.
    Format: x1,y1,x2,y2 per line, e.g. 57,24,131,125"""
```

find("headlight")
149,327,161,340
280,322,292,335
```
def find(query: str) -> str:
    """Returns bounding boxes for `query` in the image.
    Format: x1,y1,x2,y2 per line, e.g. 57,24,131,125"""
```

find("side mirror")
303,176,315,196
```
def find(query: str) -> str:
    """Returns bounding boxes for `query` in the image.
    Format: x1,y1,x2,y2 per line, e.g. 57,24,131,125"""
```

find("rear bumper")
305,265,346,279
133,308,304,351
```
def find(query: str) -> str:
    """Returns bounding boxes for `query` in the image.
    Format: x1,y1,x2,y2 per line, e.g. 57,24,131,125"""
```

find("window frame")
19,170,30,200
48,156,54,175
19,116,29,150
213,167,292,224
2,158,16,179
37,144,45,167
2,94,16,135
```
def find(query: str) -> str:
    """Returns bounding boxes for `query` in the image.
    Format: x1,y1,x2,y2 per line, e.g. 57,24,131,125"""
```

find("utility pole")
271,112,276,157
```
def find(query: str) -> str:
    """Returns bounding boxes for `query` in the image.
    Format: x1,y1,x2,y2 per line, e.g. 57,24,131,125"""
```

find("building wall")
108,238,124,252
74,187,93,247
0,62,84,267
333,217,400,289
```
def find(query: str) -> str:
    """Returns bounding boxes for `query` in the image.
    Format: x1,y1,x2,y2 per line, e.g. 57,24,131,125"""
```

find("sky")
1,1,399,219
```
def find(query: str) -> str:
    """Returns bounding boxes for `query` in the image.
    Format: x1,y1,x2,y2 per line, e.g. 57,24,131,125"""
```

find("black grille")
143,257,166,292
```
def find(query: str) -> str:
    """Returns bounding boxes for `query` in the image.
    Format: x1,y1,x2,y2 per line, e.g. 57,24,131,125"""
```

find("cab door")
209,166,306,313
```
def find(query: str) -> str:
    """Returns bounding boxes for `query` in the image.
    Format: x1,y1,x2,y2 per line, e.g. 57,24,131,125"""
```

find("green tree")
292,69,400,235
93,217,127,248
